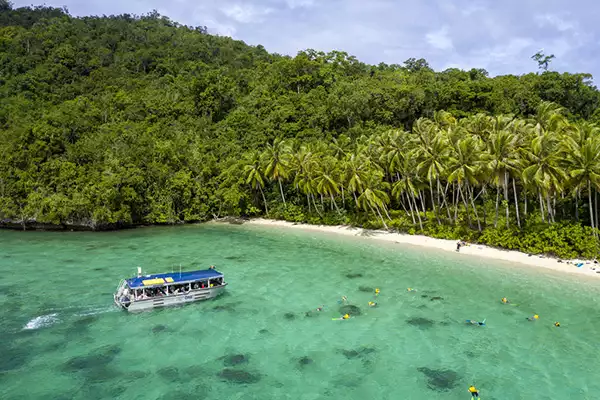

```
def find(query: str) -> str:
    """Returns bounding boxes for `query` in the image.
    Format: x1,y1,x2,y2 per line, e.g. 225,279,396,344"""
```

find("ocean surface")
1,223,599,400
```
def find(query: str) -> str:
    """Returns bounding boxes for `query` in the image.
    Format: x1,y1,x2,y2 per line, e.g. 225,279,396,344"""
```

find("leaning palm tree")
242,151,269,215
262,138,291,205
357,182,391,229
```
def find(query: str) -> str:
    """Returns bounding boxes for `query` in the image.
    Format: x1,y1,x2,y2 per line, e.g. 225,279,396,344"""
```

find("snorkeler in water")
468,385,479,397
316,305,324,312
501,297,510,304
466,319,486,326
527,314,539,321
368,301,377,307
375,288,380,296
333,313,350,320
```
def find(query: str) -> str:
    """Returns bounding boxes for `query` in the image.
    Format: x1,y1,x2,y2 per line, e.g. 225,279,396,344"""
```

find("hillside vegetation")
2,3,600,258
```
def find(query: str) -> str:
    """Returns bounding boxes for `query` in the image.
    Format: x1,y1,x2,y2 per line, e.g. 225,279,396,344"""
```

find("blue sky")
12,0,600,81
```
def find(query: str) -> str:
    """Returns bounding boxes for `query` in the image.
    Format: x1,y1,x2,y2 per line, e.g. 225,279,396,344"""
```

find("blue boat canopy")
126,269,223,289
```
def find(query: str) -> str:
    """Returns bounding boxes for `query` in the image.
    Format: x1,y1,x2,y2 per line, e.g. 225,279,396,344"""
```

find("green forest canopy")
2,4,600,258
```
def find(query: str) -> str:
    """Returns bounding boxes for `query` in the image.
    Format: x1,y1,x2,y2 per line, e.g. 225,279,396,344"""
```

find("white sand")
244,218,600,279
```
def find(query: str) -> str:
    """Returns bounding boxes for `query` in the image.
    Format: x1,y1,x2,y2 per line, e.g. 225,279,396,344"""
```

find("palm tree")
357,182,391,229
564,136,600,235
262,139,291,205
316,157,342,213
522,132,566,223
446,135,486,230
242,151,269,215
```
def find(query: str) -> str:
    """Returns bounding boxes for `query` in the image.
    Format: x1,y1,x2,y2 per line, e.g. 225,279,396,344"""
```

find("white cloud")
426,27,453,51
221,4,273,24
535,14,576,32
284,0,315,9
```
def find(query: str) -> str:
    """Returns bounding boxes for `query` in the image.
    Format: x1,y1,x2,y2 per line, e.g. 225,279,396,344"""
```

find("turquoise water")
1,223,599,400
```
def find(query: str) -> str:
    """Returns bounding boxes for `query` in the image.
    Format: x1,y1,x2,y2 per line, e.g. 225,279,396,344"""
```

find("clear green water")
1,223,599,400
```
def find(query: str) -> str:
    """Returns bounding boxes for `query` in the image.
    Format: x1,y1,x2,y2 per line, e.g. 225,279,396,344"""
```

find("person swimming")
527,314,539,321
316,305,324,312
468,385,479,397
554,321,560,327
501,297,510,304
467,319,486,326
334,313,350,320
407,287,417,292
368,301,377,307
375,288,380,296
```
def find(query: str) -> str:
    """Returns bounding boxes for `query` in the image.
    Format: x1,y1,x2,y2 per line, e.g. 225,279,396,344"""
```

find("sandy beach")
244,218,600,279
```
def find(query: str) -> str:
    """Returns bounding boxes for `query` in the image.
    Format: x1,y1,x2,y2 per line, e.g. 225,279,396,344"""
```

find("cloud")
221,4,273,24
10,0,600,81
426,27,453,51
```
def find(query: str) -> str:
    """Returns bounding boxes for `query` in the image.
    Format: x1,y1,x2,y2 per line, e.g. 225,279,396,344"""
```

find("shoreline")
243,218,600,279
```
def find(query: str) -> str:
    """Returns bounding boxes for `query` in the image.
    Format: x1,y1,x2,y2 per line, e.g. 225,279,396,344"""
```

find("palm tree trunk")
330,194,341,214
405,192,416,224
368,202,387,229
468,184,482,231
575,189,579,222
399,193,411,219
418,190,426,214
311,194,322,217
442,181,452,220
459,182,472,226
588,181,595,235
341,185,345,209
546,194,553,223
278,179,286,205
411,193,424,231
307,194,311,213
504,171,510,229
512,178,520,229
353,192,359,209
481,186,488,226
524,189,528,219
539,191,545,223
595,188,598,238
259,185,269,216
494,186,500,227
429,178,440,224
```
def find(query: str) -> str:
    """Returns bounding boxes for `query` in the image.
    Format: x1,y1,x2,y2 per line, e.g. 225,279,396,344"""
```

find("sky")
12,0,600,80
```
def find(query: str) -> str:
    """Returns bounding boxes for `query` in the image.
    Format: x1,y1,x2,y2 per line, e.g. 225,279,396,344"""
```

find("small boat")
114,267,227,312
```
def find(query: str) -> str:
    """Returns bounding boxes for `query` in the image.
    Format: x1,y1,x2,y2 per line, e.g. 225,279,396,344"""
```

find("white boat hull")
114,284,227,312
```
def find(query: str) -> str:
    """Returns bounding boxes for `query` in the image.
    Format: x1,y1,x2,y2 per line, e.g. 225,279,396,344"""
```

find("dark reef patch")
297,356,313,367
406,317,435,329
345,273,363,279
430,296,444,301
284,312,296,320
220,354,249,367
152,324,168,333
358,286,374,292
417,367,459,391
339,305,361,316
157,366,180,381
217,368,260,384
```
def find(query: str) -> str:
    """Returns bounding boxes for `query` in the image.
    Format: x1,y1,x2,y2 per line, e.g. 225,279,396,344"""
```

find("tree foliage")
1,6,600,257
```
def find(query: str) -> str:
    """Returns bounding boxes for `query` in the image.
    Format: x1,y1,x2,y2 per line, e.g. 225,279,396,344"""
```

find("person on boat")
209,265,215,270
554,321,560,327
527,314,539,321
501,297,510,304
468,385,479,397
